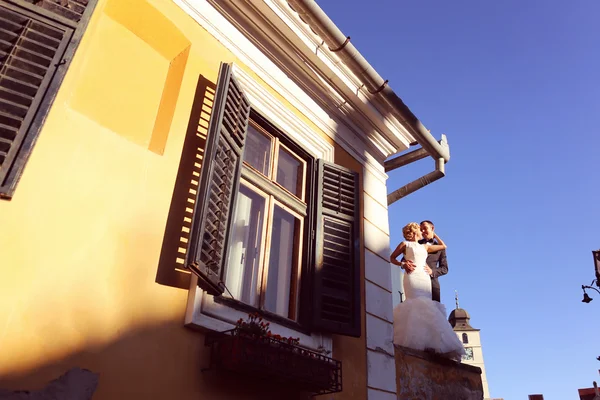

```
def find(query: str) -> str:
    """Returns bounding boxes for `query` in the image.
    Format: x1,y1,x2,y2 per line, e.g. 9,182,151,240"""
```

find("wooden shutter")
0,2,72,190
312,160,361,337
186,63,250,296
24,0,91,23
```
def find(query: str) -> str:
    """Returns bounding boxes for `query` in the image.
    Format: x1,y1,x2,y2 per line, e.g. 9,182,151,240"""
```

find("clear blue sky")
319,1,600,399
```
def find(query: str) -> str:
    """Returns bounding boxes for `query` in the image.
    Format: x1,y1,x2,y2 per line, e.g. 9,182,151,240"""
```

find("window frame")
275,141,307,202
260,198,305,321
185,65,335,351
217,110,313,327
223,178,271,310
0,0,98,199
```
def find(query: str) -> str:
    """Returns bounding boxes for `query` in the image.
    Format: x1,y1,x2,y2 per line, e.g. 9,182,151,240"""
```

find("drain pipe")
387,157,445,206
385,135,448,205
384,136,447,173
286,0,450,164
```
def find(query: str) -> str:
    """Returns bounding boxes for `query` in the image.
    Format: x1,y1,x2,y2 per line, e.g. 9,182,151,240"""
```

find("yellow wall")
0,0,365,399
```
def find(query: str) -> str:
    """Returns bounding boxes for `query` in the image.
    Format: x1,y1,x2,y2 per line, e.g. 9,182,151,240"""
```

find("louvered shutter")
312,160,361,337
0,2,72,191
186,63,250,296
24,0,91,23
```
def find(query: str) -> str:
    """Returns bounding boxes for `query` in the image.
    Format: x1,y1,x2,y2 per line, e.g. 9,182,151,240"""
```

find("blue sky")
319,1,600,399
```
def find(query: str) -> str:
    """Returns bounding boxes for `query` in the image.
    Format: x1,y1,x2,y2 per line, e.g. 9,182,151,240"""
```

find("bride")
390,222,465,361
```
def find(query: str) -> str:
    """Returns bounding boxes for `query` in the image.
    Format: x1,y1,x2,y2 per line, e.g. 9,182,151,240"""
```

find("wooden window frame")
216,109,314,329
0,0,98,199
206,108,361,338
275,141,307,202
185,64,361,346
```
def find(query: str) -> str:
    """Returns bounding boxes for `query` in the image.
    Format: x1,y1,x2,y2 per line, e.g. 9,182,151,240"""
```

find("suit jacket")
419,239,448,289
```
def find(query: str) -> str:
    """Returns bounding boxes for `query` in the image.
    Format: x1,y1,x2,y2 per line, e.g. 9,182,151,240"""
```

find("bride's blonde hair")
402,222,420,241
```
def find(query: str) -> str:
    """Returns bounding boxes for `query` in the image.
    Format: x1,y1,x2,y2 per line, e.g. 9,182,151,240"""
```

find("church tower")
449,293,492,399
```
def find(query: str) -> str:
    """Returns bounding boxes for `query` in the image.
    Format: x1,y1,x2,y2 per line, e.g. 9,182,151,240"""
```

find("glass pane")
264,205,301,319
243,124,272,176
225,184,266,307
276,147,303,197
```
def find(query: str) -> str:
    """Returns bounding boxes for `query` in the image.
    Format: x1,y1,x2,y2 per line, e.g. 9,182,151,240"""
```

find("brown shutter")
23,0,91,23
313,160,361,337
186,63,250,296
0,2,72,192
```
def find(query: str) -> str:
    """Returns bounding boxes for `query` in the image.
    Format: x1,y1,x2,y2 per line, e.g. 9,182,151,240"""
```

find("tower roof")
448,308,476,330
449,291,479,331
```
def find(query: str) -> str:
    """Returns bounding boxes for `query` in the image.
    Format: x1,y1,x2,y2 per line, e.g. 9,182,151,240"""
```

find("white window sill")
185,275,333,353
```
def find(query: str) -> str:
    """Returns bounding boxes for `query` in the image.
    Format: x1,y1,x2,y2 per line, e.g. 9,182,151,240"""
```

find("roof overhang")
201,0,418,160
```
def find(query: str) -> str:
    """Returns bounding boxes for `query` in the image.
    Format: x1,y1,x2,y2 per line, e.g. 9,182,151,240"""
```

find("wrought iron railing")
204,329,342,395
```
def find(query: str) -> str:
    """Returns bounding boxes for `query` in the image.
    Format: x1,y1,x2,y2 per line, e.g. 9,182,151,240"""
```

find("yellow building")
0,0,452,398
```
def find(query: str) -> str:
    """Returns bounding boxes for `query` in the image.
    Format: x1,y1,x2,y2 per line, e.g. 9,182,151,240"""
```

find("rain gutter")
286,0,451,205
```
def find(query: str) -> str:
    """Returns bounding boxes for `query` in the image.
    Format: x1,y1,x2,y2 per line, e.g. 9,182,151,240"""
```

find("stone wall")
395,346,483,400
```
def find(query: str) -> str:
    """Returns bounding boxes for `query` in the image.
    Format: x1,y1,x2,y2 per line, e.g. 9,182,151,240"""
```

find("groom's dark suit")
418,238,448,302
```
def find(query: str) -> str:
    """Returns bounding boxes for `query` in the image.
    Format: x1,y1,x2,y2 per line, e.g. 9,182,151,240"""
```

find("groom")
400,220,448,302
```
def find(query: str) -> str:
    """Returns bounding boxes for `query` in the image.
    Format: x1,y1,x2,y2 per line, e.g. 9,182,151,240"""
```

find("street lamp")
580,250,600,303
581,282,599,303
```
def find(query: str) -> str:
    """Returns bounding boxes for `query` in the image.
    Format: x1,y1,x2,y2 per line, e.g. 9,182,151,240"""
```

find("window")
0,0,97,199
462,333,469,344
186,62,361,337
224,115,310,321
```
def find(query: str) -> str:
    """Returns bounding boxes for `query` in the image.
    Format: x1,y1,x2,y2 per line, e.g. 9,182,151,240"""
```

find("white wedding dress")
392,241,465,360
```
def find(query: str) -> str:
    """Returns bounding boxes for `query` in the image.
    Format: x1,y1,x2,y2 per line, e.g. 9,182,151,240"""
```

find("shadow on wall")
155,74,216,290
0,319,311,400
0,74,312,400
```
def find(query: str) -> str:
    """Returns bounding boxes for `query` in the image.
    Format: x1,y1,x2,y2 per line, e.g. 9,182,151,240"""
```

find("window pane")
225,184,266,307
276,146,303,198
264,205,301,319
243,124,272,176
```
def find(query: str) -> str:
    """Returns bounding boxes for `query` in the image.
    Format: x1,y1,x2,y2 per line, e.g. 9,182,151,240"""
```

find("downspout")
385,135,448,205
286,0,451,205
387,157,445,205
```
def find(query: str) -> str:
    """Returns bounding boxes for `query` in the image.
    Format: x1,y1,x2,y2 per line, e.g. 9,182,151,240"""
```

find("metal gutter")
387,157,445,205
286,0,451,205
286,0,449,164
385,135,448,205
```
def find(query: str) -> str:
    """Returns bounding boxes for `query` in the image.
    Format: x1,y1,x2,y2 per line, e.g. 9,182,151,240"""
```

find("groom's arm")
431,250,448,278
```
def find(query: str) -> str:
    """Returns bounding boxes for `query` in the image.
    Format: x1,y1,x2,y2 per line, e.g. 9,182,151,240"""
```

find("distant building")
578,381,600,400
527,382,600,400
449,298,493,399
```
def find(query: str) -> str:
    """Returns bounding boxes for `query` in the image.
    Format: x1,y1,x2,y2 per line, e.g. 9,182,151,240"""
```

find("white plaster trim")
266,0,414,148
173,0,389,184
367,349,397,393
368,388,397,400
186,275,332,351
232,65,333,162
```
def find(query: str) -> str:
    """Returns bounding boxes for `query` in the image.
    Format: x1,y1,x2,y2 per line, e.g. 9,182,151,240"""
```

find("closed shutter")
313,160,361,337
186,63,250,296
25,0,90,23
0,2,72,190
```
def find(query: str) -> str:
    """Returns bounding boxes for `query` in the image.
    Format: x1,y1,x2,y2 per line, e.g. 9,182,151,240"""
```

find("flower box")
205,329,342,395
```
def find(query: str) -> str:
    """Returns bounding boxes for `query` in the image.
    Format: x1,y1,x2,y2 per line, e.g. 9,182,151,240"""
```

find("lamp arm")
582,284,600,295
